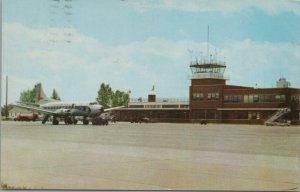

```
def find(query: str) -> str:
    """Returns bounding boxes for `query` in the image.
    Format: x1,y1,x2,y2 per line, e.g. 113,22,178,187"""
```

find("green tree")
96,83,129,108
1,104,13,117
51,89,61,100
96,83,114,108
19,83,39,103
112,90,129,107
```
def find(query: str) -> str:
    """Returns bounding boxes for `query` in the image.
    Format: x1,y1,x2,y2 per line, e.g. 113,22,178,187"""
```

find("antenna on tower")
199,51,203,63
207,25,210,58
187,49,193,61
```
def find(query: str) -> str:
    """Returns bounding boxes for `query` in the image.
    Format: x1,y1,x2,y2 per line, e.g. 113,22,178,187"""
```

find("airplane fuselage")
12,83,123,125
41,101,104,118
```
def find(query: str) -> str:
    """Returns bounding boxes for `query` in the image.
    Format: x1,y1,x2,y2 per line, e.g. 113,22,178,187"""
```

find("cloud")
2,22,195,103
2,22,300,104
1,75,36,105
222,39,300,88
128,0,300,15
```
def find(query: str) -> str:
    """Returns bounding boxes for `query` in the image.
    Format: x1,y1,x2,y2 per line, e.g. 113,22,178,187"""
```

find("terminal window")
207,93,219,100
192,93,204,101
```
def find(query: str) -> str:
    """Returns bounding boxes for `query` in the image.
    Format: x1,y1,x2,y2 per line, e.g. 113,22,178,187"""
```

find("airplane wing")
16,101,40,107
103,106,125,112
12,104,57,115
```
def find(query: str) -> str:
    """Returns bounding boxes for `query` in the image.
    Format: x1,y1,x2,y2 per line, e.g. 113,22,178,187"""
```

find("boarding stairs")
264,108,291,126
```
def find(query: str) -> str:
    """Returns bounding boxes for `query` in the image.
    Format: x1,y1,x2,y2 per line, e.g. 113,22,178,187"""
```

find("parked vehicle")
14,113,38,121
200,120,207,125
130,116,152,123
108,115,117,123
92,116,108,125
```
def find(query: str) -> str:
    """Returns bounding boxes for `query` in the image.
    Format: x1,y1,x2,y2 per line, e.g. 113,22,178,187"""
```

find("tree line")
19,82,129,107
1,82,129,116
96,83,130,108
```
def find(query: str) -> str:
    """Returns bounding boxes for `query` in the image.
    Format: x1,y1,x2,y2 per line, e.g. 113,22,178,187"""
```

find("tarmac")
1,121,299,190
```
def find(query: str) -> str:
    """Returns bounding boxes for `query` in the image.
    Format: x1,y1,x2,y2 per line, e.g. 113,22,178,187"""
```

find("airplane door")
84,106,91,113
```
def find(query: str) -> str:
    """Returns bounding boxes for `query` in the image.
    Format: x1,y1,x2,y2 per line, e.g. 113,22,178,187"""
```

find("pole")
207,25,209,59
5,75,8,119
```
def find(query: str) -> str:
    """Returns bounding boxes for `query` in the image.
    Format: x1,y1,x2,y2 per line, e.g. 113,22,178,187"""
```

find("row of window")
192,92,219,101
43,105,89,110
43,106,72,110
224,94,286,103
208,93,220,100
192,93,296,103
129,104,189,109
192,67,224,73
230,111,261,119
292,95,300,102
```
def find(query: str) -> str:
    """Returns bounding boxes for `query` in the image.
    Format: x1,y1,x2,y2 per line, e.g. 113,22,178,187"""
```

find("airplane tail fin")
35,83,59,104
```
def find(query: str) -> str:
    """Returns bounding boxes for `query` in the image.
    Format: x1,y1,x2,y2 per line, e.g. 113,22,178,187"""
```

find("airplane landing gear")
64,116,72,125
52,117,59,125
64,116,79,125
72,117,78,124
83,117,89,125
42,115,50,124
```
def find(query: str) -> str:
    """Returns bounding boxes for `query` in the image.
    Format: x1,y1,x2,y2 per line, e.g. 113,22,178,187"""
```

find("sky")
1,0,300,104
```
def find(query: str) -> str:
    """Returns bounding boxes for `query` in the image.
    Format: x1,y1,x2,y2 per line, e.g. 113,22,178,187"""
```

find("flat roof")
217,108,285,111
190,63,226,68
129,101,189,105
116,108,190,111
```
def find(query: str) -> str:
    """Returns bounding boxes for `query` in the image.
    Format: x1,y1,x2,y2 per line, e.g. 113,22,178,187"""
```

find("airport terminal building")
115,59,300,124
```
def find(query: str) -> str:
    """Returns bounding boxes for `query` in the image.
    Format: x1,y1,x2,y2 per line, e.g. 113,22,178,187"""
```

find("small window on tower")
253,95,259,102
224,95,228,102
207,93,212,100
211,93,216,99
192,93,204,101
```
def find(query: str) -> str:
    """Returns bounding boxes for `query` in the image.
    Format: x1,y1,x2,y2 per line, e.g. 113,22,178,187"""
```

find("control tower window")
207,92,219,100
192,93,204,101
253,95,259,102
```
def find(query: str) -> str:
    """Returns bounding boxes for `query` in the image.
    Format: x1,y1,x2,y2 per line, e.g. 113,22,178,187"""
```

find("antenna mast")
5,76,8,119
207,25,210,59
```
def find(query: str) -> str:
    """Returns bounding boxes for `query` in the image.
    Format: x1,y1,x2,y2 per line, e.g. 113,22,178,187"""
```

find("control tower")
189,56,228,120
188,26,230,120
190,25,228,85
189,58,227,85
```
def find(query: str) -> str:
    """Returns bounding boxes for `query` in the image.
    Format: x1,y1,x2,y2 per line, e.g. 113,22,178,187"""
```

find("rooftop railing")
188,73,229,80
130,97,189,103
190,59,226,66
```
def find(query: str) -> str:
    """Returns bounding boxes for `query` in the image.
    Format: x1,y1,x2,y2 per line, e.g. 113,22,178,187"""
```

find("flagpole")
5,75,8,119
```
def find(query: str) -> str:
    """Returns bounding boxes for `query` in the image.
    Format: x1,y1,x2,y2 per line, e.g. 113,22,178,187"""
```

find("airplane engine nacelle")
68,107,91,116
57,108,71,115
